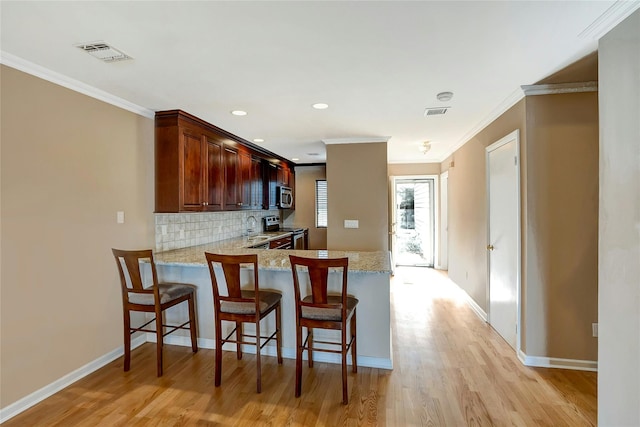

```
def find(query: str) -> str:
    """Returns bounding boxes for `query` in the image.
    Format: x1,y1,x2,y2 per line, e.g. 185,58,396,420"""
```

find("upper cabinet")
155,110,295,213
155,115,224,212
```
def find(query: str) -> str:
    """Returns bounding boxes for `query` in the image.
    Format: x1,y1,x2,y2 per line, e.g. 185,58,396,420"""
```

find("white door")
439,171,449,270
392,177,436,267
486,130,520,350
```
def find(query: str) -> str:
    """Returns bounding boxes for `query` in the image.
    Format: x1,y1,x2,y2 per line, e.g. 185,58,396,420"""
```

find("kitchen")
149,108,393,370
1,1,637,425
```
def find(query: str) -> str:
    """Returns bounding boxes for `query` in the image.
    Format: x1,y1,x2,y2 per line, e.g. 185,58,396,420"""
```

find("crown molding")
0,51,155,119
445,87,524,161
578,0,640,40
322,136,391,145
521,81,598,96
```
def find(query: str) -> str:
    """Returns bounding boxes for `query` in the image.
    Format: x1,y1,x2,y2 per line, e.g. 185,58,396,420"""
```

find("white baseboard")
0,335,147,424
452,282,488,322
518,349,597,372
156,333,393,370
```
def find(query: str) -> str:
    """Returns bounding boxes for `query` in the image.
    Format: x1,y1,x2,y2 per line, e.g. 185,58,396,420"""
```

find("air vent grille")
424,107,449,116
75,41,132,62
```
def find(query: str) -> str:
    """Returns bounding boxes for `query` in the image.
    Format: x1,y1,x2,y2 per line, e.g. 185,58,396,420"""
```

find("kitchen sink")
248,235,270,241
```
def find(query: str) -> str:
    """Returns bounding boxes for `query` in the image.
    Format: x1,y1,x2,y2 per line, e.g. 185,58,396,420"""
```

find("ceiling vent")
424,107,449,117
75,41,133,62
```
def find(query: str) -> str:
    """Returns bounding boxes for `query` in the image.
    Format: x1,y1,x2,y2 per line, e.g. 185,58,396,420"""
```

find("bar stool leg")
236,322,243,360
123,310,131,372
308,328,314,368
188,296,198,353
341,325,348,404
276,303,283,364
351,309,357,373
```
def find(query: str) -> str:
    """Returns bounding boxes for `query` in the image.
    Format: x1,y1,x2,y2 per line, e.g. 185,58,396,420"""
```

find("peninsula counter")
150,245,393,369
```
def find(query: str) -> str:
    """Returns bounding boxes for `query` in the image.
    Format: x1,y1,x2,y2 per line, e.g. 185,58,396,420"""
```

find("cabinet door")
204,136,224,210
251,156,263,209
289,169,295,209
239,151,252,209
181,129,204,211
224,146,240,210
281,165,291,187
266,162,278,209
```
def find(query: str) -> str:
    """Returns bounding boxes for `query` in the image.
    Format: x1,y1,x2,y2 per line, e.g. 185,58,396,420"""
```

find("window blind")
316,180,327,228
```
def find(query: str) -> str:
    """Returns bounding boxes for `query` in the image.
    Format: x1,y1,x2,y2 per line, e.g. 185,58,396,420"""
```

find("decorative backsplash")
154,210,279,252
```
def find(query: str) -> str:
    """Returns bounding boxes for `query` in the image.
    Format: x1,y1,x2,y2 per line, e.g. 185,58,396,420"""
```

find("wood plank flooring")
4,267,596,426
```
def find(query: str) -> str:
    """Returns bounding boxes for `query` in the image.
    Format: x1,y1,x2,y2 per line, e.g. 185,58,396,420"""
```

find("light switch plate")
116,211,125,224
344,219,359,229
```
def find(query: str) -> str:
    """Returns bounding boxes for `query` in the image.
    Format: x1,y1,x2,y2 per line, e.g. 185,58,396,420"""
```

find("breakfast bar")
151,244,393,370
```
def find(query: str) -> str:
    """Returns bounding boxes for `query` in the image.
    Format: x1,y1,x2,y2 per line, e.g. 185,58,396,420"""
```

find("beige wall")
598,9,640,425
326,143,388,251
444,100,526,312
442,61,600,363
0,66,155,407
285,165,327,249
387,162,440,176
524,92,599,360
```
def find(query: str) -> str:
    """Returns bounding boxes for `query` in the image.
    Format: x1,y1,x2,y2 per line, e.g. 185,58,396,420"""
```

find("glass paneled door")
392,178,435,267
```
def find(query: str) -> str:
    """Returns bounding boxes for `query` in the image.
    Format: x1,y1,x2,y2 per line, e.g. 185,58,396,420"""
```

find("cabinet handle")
238,203,243,206
487,244,494,251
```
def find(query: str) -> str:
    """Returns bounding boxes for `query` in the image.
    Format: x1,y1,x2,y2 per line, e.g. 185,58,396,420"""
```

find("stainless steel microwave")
277,186,293,209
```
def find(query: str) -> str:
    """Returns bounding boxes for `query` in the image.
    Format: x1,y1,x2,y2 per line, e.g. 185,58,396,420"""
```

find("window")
316,180,327,228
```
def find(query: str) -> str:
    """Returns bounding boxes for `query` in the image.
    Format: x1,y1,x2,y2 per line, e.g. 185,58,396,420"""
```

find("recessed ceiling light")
253,138,264,143
312,103,329,110
292,158,300,161
231,110,247,116
437,91,454,102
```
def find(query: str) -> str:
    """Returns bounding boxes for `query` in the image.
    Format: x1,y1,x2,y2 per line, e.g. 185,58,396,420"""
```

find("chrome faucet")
246,215,258,237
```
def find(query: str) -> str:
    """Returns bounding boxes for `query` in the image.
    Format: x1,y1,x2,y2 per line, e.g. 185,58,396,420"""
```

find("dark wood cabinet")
156,116,225,213
262,161,297,210
269,235,292,249
250,156,263,209
155,110,296,213
264,162,279,210
223,146,241,210
204,136,224,210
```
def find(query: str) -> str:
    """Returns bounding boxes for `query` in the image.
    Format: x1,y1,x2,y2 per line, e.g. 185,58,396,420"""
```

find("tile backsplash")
155,210,279,252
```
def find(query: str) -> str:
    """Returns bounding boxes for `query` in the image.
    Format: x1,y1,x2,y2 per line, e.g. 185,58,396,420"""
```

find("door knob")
487,244,494,251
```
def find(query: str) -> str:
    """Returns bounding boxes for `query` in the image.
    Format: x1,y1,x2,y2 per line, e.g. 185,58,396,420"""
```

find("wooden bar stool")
289,255,358,404
205,253,283,393
111,249,198,377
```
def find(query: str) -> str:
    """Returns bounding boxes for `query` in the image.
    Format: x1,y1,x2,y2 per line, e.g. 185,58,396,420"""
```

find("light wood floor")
5,267,596,426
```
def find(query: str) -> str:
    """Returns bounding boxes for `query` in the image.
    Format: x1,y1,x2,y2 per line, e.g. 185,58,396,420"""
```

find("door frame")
438,170,449,270
390,175,439,268
485,129,521,353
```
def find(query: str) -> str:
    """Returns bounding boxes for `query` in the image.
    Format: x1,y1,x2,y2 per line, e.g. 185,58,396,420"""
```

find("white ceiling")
1,1,637,164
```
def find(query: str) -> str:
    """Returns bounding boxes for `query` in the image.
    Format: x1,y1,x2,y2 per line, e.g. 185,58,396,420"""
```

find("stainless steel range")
263,215,305,249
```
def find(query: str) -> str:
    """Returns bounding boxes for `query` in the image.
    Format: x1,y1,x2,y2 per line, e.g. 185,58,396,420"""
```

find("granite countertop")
154,240,392,274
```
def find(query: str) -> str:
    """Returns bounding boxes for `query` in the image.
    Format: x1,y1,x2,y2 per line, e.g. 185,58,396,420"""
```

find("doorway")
486,130,521,351
391,176,436,267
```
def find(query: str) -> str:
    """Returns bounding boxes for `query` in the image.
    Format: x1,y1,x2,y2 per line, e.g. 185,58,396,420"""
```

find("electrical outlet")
179,229,185,239
161,225,168,235
592,323,598,337
116,211,125,224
